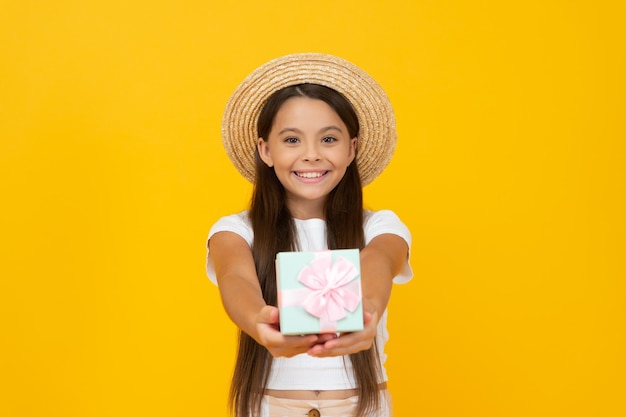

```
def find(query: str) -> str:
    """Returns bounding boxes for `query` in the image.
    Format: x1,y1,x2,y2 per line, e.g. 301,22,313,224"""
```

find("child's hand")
306,310,379,357
255,305,326,358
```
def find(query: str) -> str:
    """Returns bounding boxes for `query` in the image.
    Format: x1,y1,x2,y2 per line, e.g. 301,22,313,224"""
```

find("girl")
207,53,412,417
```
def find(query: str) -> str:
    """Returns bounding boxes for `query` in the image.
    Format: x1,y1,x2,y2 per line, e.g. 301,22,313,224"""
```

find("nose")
302,142,321,162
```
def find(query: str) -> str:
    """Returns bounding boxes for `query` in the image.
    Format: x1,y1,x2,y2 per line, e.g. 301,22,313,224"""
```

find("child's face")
258,97,357,218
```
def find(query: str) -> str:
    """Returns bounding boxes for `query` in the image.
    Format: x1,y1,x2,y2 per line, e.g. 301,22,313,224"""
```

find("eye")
321,136,337,143
284,136,299,144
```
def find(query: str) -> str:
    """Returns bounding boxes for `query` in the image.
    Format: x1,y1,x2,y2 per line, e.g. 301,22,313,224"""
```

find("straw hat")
221,53,396,185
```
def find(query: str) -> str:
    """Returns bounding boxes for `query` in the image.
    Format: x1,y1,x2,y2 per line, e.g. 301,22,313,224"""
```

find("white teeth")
296,171,324,178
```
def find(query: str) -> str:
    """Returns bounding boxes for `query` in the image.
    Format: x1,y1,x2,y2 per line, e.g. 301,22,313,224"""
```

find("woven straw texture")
221,53,396,185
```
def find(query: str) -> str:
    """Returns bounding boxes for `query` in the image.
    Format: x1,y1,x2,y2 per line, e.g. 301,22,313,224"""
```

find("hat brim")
221,53,396,186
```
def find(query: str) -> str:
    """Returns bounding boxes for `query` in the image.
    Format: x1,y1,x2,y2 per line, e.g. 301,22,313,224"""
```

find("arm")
209,231,327,357
308,233,409,357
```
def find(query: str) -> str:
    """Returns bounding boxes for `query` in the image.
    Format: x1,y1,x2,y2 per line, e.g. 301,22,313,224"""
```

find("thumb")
363,310,378,326
259,305,280,325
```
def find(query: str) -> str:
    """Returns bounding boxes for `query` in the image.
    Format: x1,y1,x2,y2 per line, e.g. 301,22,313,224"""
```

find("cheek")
345,144,357,164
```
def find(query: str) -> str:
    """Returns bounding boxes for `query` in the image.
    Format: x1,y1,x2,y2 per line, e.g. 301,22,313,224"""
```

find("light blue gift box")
276,249,363,335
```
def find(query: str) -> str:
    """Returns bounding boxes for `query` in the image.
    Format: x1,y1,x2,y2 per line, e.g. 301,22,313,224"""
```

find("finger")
258,305,280,325
308,313,379,356
363,310,378,326
320,311,378,350
264,330,320,351
307,339,370,357
307,332,372,356
286,334,321,346
363,310,373,322
268,334,323,358
316,333,339,344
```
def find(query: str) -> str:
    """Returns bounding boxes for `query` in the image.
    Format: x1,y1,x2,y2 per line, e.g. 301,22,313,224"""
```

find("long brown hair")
230,84,382,417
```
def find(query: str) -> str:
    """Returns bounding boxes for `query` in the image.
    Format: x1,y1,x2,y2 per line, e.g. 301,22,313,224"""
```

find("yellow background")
1,1,624,416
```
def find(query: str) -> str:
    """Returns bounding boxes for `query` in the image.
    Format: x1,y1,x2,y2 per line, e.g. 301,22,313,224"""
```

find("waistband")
264,382,387,400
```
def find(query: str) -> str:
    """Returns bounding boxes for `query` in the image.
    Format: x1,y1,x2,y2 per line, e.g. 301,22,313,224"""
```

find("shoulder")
364,209,414,283
363,209,412,247
206,211,253,285
208,210,253,246
364,209,403,224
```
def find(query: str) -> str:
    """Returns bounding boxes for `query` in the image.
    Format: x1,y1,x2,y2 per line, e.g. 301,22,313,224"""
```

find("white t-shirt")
206,209,412,390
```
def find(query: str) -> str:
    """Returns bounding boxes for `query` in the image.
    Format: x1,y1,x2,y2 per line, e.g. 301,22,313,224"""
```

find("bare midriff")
264,382,387,400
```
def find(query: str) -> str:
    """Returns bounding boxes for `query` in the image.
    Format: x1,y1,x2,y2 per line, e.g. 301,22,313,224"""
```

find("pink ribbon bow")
282,251,361,332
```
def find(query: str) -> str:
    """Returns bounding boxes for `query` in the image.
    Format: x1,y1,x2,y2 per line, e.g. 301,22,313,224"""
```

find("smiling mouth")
295,171,328,179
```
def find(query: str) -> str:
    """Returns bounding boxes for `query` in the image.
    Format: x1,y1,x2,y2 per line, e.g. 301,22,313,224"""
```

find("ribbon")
281,251,361,332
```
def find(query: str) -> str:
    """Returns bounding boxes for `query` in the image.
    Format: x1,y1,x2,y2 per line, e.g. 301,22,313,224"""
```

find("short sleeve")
364,210,413,284
205,211,253,285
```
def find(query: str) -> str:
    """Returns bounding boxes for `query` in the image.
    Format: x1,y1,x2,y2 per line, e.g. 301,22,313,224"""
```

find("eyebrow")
277,126,344,135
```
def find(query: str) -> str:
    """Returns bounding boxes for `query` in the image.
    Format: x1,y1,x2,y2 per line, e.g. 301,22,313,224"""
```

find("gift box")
276,249,363,335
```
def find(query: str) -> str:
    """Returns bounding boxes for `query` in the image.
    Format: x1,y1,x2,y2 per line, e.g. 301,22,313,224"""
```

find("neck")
287,200,325,220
